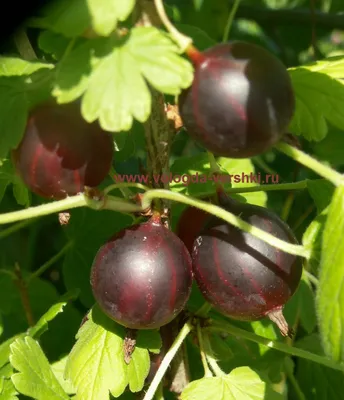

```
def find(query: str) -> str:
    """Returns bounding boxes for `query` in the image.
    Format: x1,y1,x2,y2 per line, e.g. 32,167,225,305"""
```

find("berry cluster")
12,41,301,336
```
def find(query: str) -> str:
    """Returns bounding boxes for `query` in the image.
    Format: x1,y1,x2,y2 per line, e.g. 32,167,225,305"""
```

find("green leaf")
66,305,156,399
0,59,54,158
30,0,90,37
38,31,71,60
81,42,151,131
298,274,317,334
0,159,29,207
300,56,344,80
307,179,335,213
62,208,132,307
0,82,28,159
0,378,18,400
181,366,270,399
317,185,344,361
87,0,135,36
295,334,344,399
0,57,54,77
51,356,75,395
217,158,267,207
0,336,24,370
28,289,79,339
288,66,344,141
55,27,193,132
10,336,69,400
65,305,128,399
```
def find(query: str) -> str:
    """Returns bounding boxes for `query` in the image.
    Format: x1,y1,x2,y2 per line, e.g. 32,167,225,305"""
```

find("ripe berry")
12,101,114,200
176,205,210,252
90,214,193,330
191,194,302,336
179,41,295,158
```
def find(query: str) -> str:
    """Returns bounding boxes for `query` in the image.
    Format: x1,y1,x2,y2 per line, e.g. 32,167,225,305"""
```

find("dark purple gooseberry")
179,41,295,158
12,101,114,200
191,194,302,336
90,214,193,330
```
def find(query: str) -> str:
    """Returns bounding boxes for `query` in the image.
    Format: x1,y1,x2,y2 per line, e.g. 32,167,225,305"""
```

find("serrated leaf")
317,185,344,361
28,289,79,339
10,336,69,400
0,58,54,76
51,356,75,395
181,366,269,400
307,179,335,213
81,45,151,131
55,27,193,132
65,305,128,399
62,208,132,307
87,0,135,36
127,27,193,95
288,66,344,141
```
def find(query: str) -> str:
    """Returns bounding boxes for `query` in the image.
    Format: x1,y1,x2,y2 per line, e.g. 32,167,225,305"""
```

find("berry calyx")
90,213,193,330
12,101,114,200
191,193,302,337
179,41,295,158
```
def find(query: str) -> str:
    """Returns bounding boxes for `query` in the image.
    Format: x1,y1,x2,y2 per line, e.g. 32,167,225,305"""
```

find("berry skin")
179,41,295,158
191,195,302,336
176,205,210,252
12,101,114,200
90,214,193,330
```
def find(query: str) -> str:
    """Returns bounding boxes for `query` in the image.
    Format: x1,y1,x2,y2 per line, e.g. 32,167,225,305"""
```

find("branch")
232,2,344,30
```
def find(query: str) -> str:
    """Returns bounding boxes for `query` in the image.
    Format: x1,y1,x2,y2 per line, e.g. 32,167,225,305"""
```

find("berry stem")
197,323,213,377
202,333,226,377
206,321,344,373
143,320,194,400
141,189,311,258
195,302,213,318
27,241,73,284
153,0,193,52
275,142,343,186
0,194,142,225
222,0,242,42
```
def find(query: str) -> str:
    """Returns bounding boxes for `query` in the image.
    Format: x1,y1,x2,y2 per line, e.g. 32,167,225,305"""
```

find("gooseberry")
179,41,295,158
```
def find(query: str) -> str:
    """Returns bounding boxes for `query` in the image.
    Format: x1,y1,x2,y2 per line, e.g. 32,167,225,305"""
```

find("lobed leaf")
288,64,344,141
10,336,69,400
54,27,193,132
65,305,154,399
317,185,344,362
181,366,276,400
87,0,135,36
